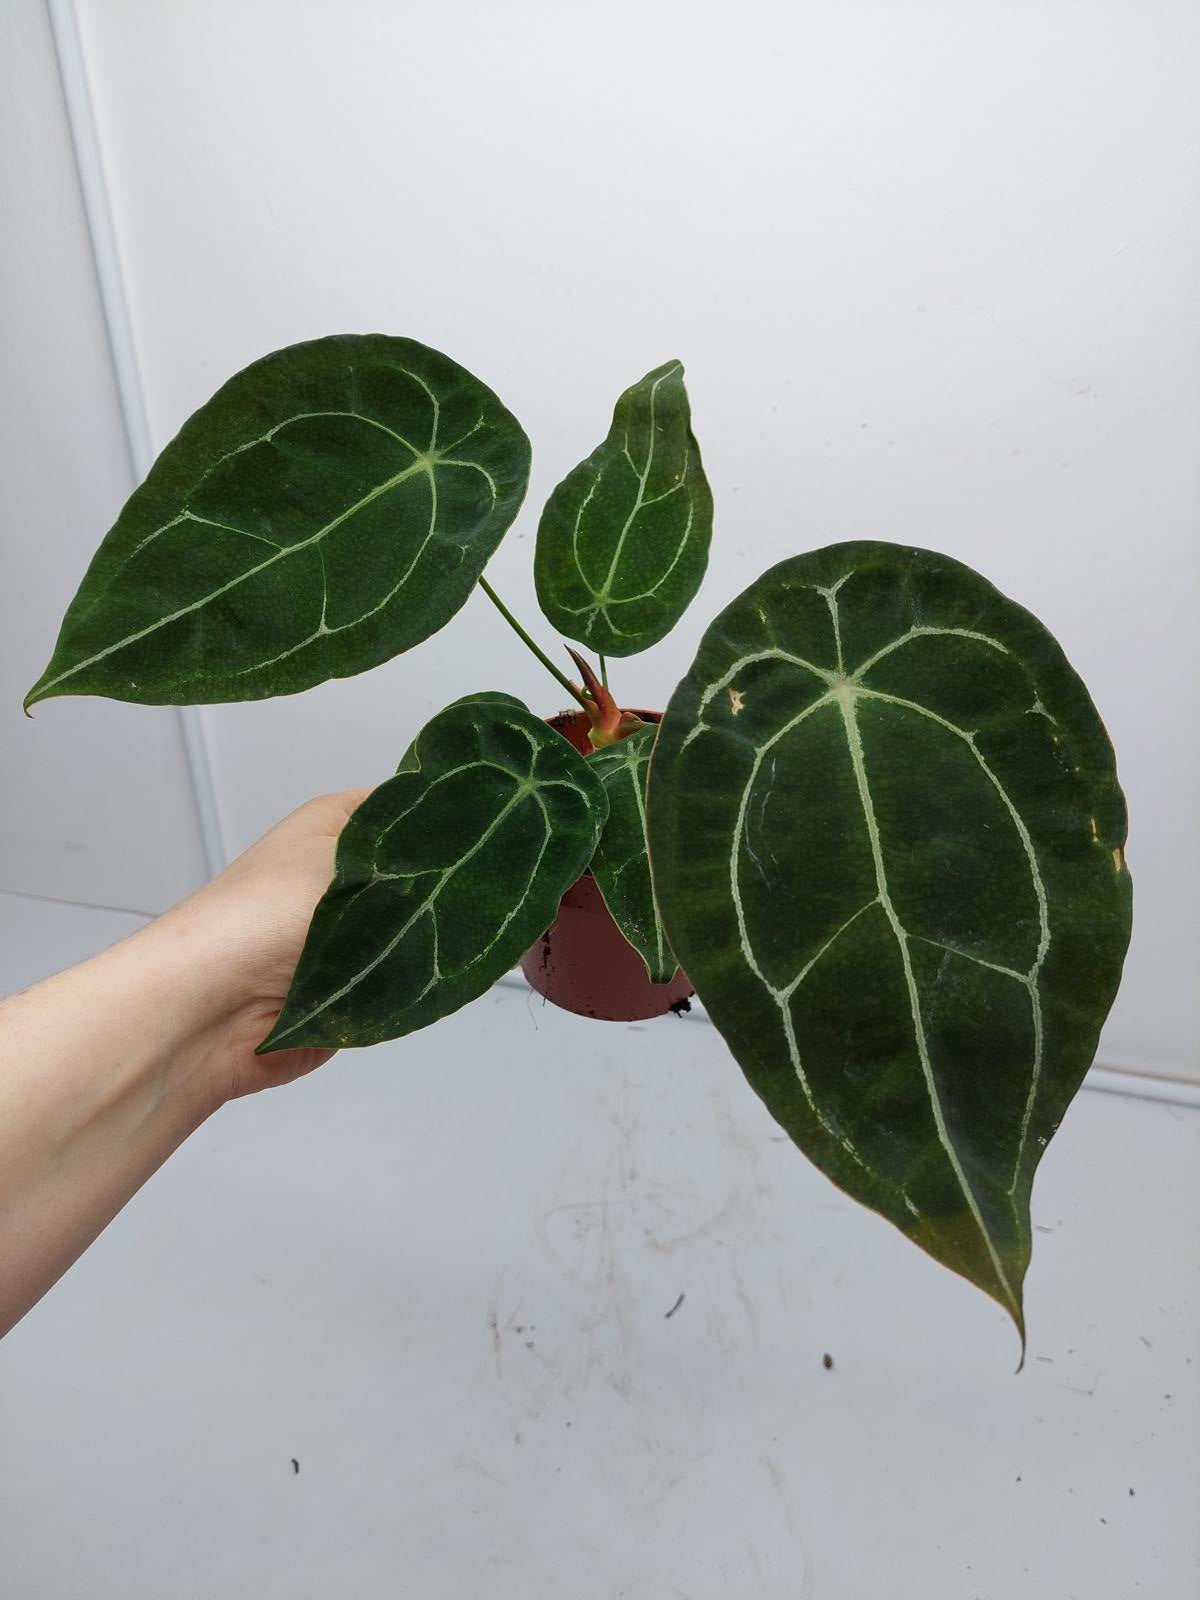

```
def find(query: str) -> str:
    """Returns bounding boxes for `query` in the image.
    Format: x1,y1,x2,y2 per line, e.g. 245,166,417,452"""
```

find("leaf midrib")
270,758,560,1044
562,364,697,643
835,681,1022,1320
34,382,508,700
591,734,669,977
34,453,435,698
706,591,1054,1316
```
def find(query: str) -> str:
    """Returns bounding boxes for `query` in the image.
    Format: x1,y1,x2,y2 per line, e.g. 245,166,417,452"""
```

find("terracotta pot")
519,709,694,1021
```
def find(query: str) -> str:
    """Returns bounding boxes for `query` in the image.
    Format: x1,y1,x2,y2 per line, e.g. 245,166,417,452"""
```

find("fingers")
295,788,375,837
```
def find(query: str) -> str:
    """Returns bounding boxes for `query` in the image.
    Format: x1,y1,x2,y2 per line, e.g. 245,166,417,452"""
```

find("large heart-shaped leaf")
534,361,712,656
647,542,1131,1341
588,724,677,983
259,697,607,1052
25,336,530,707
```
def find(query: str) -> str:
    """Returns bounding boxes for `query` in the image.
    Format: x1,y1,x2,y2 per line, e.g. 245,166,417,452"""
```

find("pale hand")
164,789,371,1100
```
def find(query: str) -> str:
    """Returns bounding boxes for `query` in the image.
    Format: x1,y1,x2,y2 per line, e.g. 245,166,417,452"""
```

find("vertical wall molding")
45,0,226,877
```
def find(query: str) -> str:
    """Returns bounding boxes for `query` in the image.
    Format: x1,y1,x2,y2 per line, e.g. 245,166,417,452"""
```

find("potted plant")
25,334,1131,1351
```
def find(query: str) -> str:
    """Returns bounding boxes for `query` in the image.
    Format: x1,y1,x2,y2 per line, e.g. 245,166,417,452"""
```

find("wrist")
107,910,243,1121
140,874,317,1104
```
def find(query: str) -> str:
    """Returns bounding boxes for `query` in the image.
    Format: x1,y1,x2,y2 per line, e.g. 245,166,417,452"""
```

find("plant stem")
599,654,609,691
478,578,590,711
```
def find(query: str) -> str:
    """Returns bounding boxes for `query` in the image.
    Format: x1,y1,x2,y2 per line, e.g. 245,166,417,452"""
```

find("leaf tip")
23,677,50,715
1009,1299,1028,1372
255,1018,291,1056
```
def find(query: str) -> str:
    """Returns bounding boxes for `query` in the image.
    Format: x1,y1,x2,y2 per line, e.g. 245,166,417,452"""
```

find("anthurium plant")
26,335,1131,1346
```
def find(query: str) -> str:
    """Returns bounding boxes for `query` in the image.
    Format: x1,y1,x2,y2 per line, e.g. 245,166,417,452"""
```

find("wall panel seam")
45,0,226,879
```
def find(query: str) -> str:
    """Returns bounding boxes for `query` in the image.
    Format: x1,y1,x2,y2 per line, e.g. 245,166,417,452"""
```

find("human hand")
154,789,371,1103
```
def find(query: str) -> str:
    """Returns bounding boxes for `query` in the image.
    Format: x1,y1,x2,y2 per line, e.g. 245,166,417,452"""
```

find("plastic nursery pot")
519,709,695,1022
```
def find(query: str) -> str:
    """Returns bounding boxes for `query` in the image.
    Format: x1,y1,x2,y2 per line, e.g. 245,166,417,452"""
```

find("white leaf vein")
698,574,1053,1306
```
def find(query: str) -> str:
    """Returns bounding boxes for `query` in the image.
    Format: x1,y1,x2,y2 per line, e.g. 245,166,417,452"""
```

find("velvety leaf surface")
588,724,677,983
534,361,712,656
647,542,1131,1339
260,697,607,1051
395,692,527,772
26,335,530,707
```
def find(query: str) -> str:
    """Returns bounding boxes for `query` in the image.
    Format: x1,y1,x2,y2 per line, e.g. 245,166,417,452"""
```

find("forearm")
0,915,230,1337
0,791,360,1336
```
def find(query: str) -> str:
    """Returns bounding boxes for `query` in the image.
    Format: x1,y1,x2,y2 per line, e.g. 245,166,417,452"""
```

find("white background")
1,3,1198,1595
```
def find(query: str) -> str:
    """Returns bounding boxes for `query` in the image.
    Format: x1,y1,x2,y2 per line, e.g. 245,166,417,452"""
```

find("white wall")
9,0,1198,1077
0,0,208,913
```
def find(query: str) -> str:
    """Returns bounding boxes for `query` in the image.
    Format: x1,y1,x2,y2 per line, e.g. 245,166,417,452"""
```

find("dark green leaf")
26,336,530,707
396,692,526,772
534,361,712,656
588,724,677,983
260,697,607,1051
647,542,1131,1340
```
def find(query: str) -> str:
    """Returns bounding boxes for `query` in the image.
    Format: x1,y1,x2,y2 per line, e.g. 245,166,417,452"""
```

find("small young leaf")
26,336,530,707
588,724,677,983
647,542,1131,1342
534,361,712,657
259,697,607,1051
